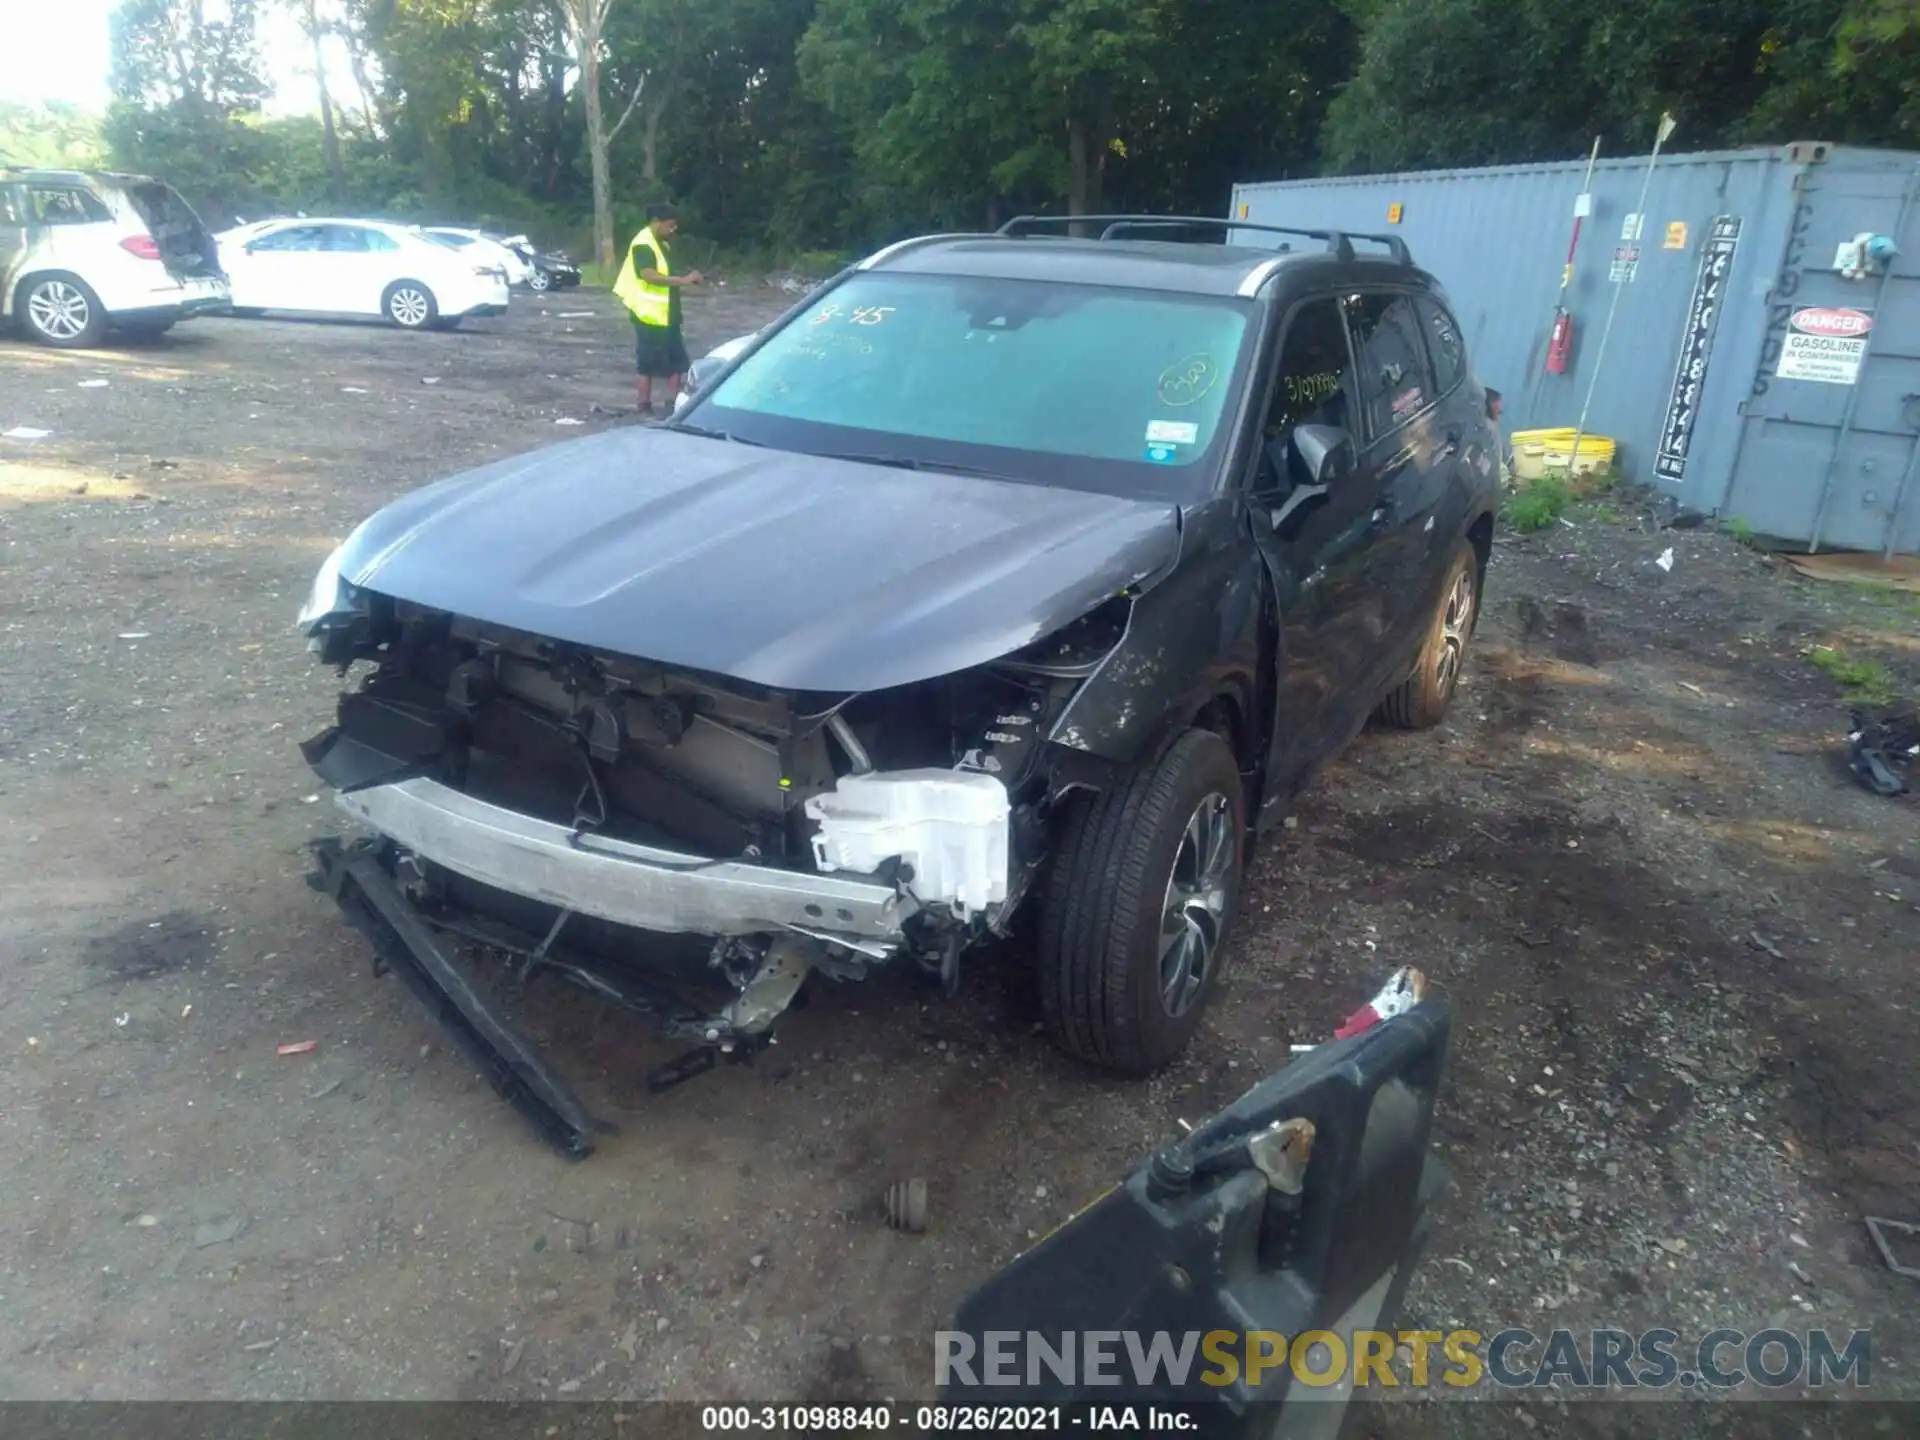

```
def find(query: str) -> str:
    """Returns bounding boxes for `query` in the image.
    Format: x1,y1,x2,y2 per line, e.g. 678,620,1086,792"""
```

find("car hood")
334,428,1181,692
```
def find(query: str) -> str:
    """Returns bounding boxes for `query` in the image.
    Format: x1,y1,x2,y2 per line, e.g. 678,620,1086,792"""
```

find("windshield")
694,272,1253,499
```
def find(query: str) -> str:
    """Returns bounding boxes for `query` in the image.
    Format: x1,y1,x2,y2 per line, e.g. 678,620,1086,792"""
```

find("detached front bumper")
335,777,918,944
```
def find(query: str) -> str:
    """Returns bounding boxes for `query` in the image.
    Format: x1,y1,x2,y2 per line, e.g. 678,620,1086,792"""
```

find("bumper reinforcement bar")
308,836,606,1158
334,776,915,944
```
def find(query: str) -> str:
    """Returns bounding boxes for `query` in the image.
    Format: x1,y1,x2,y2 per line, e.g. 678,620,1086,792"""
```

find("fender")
1046,498,1263,773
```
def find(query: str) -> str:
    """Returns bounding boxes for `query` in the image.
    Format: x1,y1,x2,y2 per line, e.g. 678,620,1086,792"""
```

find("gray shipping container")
1232,143,1920,556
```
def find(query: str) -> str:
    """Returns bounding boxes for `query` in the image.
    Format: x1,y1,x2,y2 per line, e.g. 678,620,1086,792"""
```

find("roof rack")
994,213,1412,267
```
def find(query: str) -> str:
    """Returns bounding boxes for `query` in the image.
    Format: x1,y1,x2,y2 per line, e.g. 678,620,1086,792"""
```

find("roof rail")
994,213,1412,267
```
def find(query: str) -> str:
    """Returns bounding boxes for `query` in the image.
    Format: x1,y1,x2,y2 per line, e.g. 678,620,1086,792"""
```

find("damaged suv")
300,215,1500,1154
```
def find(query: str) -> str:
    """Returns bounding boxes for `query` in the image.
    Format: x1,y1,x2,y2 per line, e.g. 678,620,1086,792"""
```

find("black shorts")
634,322,690,377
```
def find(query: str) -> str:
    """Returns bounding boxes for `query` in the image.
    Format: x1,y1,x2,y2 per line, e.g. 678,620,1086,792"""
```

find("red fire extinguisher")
1546,309,1574,374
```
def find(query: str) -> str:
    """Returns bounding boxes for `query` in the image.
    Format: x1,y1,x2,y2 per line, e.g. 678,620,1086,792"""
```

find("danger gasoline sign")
1776,307,1873,385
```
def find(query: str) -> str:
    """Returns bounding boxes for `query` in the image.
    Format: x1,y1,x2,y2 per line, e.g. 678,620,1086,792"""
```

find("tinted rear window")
27,185,113,225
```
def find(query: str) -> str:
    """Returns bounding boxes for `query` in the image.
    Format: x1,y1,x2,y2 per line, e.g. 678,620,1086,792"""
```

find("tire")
527,268,551,292
1038,728,1245,1075
383,280,438,330
17,273,107,348
1378,538,1480,730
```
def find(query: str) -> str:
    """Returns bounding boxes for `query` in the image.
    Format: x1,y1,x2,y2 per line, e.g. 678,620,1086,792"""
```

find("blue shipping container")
1232,143,1920,556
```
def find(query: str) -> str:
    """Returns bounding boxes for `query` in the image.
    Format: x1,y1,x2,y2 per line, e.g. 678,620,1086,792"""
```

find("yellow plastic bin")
1510,428,1616,480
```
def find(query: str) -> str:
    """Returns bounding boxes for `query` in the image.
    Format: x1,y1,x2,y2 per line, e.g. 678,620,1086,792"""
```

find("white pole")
1565,113,1677,483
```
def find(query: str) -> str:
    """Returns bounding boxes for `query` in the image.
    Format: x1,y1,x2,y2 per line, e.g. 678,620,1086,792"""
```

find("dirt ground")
3,288,1918,1424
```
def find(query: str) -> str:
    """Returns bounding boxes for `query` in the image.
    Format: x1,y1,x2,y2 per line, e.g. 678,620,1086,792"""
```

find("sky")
2,0,329,117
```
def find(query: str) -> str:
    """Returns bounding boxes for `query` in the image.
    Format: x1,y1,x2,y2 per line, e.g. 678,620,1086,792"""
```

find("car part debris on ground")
885,1177,929,1233
947,971,1450,1426
1847,709,1919,796
1866,1216,1920,1278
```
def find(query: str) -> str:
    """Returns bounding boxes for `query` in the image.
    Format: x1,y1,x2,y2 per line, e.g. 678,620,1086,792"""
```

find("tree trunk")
1067,114,1090,223
307,6,345,204
584,42,614,268
641,93,665,184
542,34,566,197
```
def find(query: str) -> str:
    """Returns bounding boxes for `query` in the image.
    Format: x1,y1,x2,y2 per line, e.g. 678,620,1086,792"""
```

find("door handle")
1368,502,1392,528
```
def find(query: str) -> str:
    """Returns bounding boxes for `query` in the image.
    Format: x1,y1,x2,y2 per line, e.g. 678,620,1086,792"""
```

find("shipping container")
1232,144,1920,556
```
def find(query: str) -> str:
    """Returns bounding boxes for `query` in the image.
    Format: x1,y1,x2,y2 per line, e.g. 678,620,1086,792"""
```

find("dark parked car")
299,215,1500,1153
492,231,580,292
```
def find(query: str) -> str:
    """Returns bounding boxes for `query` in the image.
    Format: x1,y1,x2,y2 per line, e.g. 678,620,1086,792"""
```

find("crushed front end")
299,586,1124,1154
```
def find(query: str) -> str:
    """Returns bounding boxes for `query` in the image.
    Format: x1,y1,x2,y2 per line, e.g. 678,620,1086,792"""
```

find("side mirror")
1292,423,1356,486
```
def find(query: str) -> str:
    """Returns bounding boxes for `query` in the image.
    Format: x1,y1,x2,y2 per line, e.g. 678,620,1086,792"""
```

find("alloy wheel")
528,270,550,292
390,287,431,327
1436,566,1476,695
1157,791,1235,1017
28,281,89,341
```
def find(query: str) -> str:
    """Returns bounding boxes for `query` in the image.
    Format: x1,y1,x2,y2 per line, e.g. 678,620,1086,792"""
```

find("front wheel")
1378,538,1480,729
383,280,438,330
19,273,107,348
527,268,552,292
1038,728,1244,1075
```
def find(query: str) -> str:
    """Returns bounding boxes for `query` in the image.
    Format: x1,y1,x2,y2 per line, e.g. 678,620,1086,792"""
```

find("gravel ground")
2,290,1917,1426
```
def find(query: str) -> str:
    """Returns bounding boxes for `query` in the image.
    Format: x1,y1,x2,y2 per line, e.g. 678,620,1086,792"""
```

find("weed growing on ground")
1807,645,1901,709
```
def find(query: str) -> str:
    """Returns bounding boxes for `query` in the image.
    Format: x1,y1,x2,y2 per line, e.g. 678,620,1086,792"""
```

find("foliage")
1806,644,1900,708
89,0,1920,260
1502,474,1572,532
0,104,108,168
1323,0,1920,173
1727,516,1758,547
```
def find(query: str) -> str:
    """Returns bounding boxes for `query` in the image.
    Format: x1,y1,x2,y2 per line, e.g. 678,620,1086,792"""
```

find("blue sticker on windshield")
1144,444,1179,464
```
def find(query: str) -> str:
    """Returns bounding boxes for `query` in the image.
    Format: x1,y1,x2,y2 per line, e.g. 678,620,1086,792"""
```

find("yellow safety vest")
612,226,672,326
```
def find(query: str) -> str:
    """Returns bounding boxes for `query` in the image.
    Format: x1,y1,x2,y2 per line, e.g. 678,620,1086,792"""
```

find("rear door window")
321,225,373,253
1414,296,1468,396
1344,291,1437,440
251,225,325,252
27,185,113,225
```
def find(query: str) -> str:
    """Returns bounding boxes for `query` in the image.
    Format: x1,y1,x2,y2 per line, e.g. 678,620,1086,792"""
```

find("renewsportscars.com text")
935,1326,1872,1392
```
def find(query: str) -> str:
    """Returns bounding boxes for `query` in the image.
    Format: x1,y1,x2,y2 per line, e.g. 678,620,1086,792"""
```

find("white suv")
1,168,230,348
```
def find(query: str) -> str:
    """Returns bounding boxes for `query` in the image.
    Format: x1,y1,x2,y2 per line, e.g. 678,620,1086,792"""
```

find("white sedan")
421,227,536,287
215,218,511,330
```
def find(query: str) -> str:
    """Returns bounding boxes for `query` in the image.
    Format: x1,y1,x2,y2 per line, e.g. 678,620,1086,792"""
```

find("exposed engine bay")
302,594,1131,1151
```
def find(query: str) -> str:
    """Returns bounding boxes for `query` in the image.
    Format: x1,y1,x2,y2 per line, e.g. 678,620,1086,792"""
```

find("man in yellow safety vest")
611,201,705,415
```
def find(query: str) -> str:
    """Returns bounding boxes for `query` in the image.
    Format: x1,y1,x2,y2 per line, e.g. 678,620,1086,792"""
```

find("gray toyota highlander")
298,214,1502,1153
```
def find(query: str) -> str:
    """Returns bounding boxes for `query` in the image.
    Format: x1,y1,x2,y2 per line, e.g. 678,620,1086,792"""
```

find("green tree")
105,0,273,216
0,103,107,168
1321,0,1920,174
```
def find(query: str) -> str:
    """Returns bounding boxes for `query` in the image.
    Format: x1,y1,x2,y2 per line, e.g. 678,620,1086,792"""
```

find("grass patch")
1807,645,1902,708
1502,473,1573,533
1727,516,1757,547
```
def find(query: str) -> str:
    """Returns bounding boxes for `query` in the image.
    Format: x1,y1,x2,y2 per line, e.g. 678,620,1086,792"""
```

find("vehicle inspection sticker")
1145,419,1200,445
1156,354,1219,407
1144,444,1181,464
